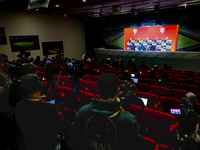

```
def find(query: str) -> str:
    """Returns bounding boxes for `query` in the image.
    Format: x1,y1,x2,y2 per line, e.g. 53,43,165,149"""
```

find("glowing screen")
124,25,179,51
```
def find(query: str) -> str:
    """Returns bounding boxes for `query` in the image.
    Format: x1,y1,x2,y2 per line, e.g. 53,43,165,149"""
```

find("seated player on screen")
148,44,156,51
138,44,146,51
130,43,135,50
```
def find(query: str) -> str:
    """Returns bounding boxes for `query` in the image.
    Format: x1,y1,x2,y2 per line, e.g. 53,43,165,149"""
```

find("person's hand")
0,86,4,93
116,97,120,102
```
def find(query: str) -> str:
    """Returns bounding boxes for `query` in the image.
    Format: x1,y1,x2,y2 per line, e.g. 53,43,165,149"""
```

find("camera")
118,80,135,110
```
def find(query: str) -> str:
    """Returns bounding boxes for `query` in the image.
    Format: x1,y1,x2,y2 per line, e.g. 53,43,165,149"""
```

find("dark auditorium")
1,0,200,150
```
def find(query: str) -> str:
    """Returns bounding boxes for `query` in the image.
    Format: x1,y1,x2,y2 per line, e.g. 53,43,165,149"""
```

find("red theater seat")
135,83,149,92
137,91,159,109
144,78,159,86
171,89,190,99
150,85,170,98
143,108,179,138
78,79,86,91
79,91,94,106
168,77,184,85
61,76,72,87
174,74,188,80
85,81,99,95
96,71,105,76
99,68,107,72
91,75,99,82
159,96,184,113
82,74,92,81
141,137,156,150
179,83,199,94
129,104,144,123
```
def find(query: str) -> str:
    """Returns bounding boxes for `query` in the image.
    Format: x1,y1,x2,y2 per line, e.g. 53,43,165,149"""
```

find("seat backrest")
92,75,99,82
144,78,159,86
78,79,85,91
160,96,184,112
82,74,92,81
143,108,175,133
96,71,105,76
129,104,142,120
137,91,159,109
80,91,94,105
174,74,188,80
179,83,199,93
150,85,170,97
135,83,149,92
168,77,184,85
171,89,190,99
142,137,156,150
86,81,99,95
61,76,72,87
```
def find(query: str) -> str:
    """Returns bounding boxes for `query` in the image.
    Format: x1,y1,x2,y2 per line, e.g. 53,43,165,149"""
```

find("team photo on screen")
124,25,179,51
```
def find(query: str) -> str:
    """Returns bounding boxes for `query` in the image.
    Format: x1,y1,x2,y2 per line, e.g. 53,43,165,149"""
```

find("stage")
94,48,200,72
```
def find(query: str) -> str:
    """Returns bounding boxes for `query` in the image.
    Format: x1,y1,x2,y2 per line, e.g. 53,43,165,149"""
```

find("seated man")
70,73,142,150
14,74,62,150
155,73,174,90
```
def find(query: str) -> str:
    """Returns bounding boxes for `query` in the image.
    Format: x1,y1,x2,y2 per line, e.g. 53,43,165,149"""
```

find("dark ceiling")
0,0,200,17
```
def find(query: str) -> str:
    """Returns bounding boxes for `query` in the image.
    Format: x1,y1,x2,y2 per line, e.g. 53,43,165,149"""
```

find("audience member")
139,61,147,69
184,74,199,86
34,56,40,65
43,55,49,61
155,73,174,90
119,60,125,68
120,70,132,81
114,59,119,68
153,65,162,73
70,73,143,150
14,74,63,150
148,69,159,80
105,57,111,64
127,59,137,72
9,63,37,107
163,62,172,70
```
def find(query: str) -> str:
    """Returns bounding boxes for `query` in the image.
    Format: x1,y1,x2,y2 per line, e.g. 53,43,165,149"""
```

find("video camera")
118,80,135,110
177,94,200,141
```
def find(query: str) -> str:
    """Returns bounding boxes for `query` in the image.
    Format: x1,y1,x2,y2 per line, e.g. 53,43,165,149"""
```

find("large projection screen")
124,25,179,52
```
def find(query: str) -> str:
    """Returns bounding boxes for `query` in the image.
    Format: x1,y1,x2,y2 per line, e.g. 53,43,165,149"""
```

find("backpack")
86,110,120,150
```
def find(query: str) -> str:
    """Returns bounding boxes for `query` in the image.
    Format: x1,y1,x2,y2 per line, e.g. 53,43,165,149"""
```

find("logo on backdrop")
160,27,165,34
133,29,138,35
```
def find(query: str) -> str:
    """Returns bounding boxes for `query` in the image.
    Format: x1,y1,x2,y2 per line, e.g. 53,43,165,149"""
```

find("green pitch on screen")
109,34,200,50
13,42,35,48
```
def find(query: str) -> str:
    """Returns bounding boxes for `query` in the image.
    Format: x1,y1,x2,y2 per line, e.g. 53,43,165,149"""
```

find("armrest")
169,122,179,133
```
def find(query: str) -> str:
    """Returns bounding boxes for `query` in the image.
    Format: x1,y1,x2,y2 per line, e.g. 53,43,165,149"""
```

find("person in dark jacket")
155,73,174,90
70,73,142,150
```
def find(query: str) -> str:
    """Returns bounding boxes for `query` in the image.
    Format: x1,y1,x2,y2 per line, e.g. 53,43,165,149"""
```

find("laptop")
138,97,148,107
131,73,135,77
131,78,138,83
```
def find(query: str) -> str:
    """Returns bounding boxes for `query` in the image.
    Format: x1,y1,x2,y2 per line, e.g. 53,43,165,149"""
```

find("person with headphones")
14,74,63,150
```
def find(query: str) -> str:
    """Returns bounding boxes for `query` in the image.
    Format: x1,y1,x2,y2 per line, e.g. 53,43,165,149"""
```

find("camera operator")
9,63,37,108
14,74,63,150
119,81,145,112
0,54,13,112
70,73,143,150
175,92,200,150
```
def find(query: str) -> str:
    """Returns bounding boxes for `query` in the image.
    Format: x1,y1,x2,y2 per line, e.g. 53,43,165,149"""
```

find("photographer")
9,63,37,107
70,73,142,150
14,74,63,150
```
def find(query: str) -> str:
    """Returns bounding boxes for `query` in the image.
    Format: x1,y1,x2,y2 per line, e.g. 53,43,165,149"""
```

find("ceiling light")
55,5,59,7
36,9,38,11
82,0,86,2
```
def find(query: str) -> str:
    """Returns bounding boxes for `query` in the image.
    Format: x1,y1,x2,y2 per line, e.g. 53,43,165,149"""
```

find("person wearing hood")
69,73,142,150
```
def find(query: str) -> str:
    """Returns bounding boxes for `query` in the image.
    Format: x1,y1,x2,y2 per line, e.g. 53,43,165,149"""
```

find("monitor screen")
124,25,179,52
131,74,135,77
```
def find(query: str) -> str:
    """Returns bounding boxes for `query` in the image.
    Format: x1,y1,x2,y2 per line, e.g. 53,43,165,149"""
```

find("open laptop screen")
131,78,138,83
138,97,148,107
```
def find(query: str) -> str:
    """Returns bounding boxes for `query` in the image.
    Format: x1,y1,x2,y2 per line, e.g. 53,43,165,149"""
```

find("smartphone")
170,108,181,115
67,63,73,67
50,100,56,104
159,79,161,82
42,77,46,81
